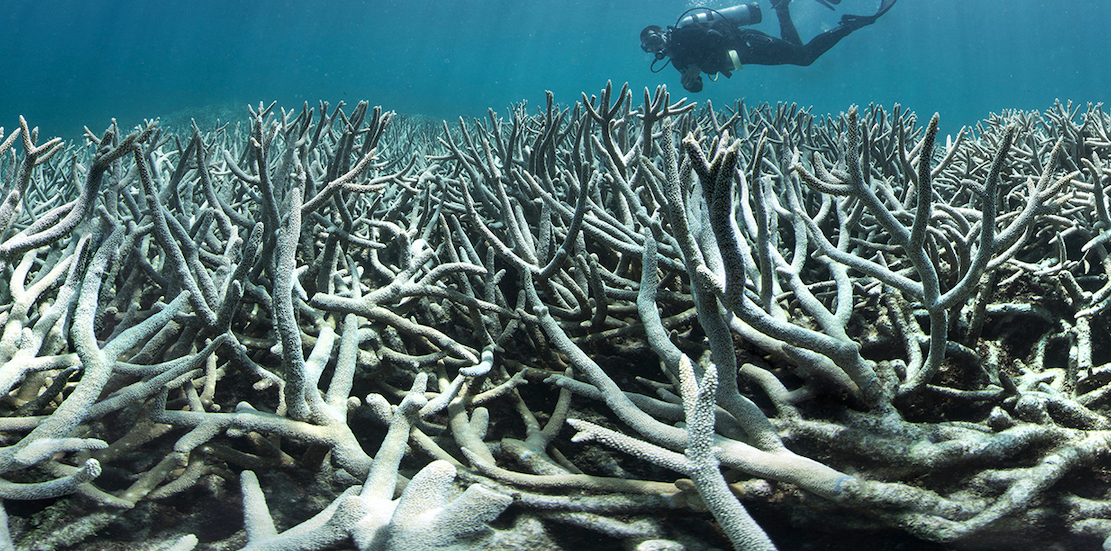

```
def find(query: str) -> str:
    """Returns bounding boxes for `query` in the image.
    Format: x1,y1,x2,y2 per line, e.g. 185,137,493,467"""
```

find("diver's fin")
813,0,840,10
839,0,897,29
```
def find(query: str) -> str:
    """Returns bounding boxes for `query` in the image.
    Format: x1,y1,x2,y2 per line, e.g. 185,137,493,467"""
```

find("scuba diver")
641,0,898,92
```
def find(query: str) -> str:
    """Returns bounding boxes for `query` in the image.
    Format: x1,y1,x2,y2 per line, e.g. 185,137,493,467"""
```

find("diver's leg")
794,0,899,65
792,25,854,65
771,0,803,46
742,33,812,66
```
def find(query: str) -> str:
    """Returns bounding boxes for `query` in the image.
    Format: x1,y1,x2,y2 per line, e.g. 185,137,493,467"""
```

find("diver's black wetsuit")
666,4,873,92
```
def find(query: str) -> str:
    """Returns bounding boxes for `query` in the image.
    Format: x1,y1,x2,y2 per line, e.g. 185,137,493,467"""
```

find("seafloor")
1,86,1111,551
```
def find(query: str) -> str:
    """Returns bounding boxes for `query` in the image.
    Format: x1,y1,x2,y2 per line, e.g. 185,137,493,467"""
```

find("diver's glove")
681,66,704,93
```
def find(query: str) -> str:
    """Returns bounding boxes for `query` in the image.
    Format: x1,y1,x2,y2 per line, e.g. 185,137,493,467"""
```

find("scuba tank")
677,3,762,28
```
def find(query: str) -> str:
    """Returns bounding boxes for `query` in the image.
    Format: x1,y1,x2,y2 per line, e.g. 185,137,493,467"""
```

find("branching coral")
2,92,1111,551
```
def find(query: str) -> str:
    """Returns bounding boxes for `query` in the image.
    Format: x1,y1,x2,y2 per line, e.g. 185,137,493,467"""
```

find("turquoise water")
2,0,1108,138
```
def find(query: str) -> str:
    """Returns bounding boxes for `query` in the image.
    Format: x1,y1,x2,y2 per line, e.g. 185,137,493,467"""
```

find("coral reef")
2,85,1111,550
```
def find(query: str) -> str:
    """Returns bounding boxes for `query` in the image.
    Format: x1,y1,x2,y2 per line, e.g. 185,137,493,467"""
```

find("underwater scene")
2,0,1111,550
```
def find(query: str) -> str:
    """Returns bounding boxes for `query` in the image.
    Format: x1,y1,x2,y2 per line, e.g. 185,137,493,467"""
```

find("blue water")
2,0,1108,139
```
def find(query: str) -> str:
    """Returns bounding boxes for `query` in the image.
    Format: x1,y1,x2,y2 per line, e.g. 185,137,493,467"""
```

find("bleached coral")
2,92,1111,551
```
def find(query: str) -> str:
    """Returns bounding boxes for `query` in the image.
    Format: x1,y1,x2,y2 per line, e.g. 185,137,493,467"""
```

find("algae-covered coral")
2,84,1111,550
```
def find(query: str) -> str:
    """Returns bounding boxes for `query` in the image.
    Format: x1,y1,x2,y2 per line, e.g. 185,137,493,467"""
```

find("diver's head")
640,25,668,57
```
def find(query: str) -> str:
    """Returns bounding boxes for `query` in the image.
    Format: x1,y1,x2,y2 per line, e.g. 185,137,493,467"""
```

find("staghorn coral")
0,90,1110,550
